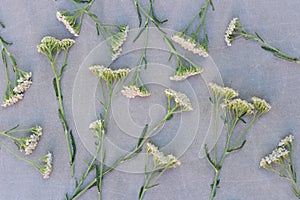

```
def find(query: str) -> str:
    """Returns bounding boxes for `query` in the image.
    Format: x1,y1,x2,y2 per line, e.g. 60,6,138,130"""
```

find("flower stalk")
139,142,180,200
1,23,32,108
206,83,271,200
133,0,203,81
225,18,300,64
260,135,300,198
69,88,192,199
171,0,214,57
37,37,76,177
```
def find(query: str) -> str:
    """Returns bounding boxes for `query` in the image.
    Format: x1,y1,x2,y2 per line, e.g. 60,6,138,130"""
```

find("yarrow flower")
146,142,181,168
170,63,202,81
224,98,254,116
209,82,238,101
17,126,43,155
37,36,62,55
89,65,130,84
260,146,289,168
171,33,209,57
40,152,53,179
224,18,239,46
1,91,23,108
111,26,129,61
121,85,150,98
252,96,271,115
56,11,80,37
165,89,193,111
61,38,75,50
13,71,32,94
278,134,294,147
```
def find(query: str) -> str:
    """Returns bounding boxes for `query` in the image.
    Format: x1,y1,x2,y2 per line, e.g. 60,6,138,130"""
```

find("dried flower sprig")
37,36,76,177
225,17,300,65
139,142,180,200
0,139,52,179
58,0,129,60
133,0,203,82
260,134,300,198
0,125,43,155
1,23,32,108
205,82,271,200
171,0,214,57
122,0,168,98
69,88,192,199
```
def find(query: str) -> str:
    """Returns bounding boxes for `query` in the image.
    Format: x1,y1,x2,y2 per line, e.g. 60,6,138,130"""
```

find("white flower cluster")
121,85,150,98
225,98,254,116
19,126,43,155
260,146,289,168
111,26,129,61
171,33,209,57
1,93,24,108
209,82,238,101
252,96,271,114
260,134,294,168
89,65,130,83
13,72,32,94
56,11,79,37
224,18,238,46
278,134,294,147
41,152,53,179
165,89,193,111
146,142,180,168
170,69,202,81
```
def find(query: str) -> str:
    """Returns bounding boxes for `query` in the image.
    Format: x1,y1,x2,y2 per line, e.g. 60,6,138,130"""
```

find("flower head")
278,134,294,147
13,70,32,94
121,85,151,98
61,38,75,50
170,65,202,81
171,33,209,57
146,142,180,169
224,18,239,46
260,146,289,168
18,126,43,155
40,152,53,179
225,98,254,116
37,36,61,55
252,97,271,115
165,89,193,111
209,82,238,101
111,26,129,61
90,65,130,84
56,11,80,37
1,92,24,108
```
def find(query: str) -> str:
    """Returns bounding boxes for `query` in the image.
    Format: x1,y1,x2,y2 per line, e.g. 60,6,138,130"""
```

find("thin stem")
50,58,74,177
0,140,40,169
0,131,21,141
209,168,220,200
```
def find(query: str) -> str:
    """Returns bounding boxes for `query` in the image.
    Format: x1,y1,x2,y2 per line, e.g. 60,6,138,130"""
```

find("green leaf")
65,194,69,200
133,26,146,42
0,21,5,28
137,124,148,147
227,140,246,153
135,2,143,27
209,0,215,11
254,32,265,43
204,144,217,169
95,164,101,192
59,63,68,78
261,45,278,53
150,0,168,24
96,24,100,36
53,78,59,98
4,124,19,134
146,183,159,189
138,186,145,198
70,130,77,164
274,52,298,62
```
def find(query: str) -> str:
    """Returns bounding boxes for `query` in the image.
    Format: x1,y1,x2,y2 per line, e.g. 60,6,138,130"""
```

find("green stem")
0,131,21,141
209,117,239,200
50,59,74,177
0,140,40,169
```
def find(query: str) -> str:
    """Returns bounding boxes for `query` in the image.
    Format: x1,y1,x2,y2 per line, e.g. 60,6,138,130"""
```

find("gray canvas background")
1,0,300,199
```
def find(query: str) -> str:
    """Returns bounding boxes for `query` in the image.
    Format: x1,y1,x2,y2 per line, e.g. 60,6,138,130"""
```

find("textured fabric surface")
0,0,300,199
